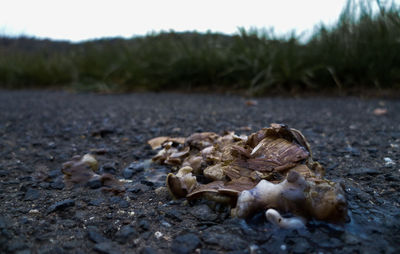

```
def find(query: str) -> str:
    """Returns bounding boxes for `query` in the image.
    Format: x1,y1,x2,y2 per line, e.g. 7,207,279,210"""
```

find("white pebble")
384,157,395,166
161,221,171,228
154,231,163,239
28,209,39,214
249,244,259,254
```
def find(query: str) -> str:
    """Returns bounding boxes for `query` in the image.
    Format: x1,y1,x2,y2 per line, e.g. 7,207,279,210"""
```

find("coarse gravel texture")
0,90,399,254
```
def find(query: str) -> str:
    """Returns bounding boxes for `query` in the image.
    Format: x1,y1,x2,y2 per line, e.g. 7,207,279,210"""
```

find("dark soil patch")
0,90,399,253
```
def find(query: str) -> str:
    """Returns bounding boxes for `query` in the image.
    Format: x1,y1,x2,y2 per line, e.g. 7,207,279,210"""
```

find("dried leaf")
62,154,124,193
62,154,98,188
204,164,226,181
373,108,387,116
239,126,252,131
148,136,185,149
245,100,258,106
100,173,125,194
186,132,219,150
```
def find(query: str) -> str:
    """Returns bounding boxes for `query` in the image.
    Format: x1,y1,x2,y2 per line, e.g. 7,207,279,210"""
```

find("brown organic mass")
150,123,348,224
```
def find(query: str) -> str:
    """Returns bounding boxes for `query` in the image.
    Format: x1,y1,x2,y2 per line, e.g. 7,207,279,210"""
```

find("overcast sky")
1,0,355,41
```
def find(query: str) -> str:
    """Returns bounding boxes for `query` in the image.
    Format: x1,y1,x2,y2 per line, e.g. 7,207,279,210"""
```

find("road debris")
150,123,348,227
373,108,388,116
61,154,125,194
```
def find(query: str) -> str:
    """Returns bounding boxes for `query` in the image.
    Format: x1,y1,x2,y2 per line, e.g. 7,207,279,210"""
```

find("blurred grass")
0,0,399,95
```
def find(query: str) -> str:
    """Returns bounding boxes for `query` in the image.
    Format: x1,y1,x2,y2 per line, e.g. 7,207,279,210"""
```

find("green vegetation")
0,0,399,95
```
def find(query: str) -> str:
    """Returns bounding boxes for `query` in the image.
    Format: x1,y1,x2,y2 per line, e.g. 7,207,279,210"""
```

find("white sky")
1,0,352,41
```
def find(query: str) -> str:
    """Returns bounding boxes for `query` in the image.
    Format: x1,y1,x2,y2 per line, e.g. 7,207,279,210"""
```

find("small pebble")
347,167,379,176
140,180,154,187
190,204,218,222
122,168,134,179
62,241,78,250
93,242,120,254
384,157,395,167
110,196,122,204
119,200,130,208
28,209,40,214
39,182,50,189
24,188,40,201
154,231,163,239
249,244,259,254
171,233,200,254
100,163,117,175
0,170,8,177
202,230,247,251
154,186,168,197
61,219,76,228
164,209,183,222
127,186,142,193
46,199,75,214
6,239,28,253
87,178,102,189
115,225,137,243
50,178,65,190
161,221,171,228
48,169,61,179
291,238,310,253
138,219,150,231
140,247,158,254
87,226,108,243
142,231,152,240
345,147,360,156
88,198,104,206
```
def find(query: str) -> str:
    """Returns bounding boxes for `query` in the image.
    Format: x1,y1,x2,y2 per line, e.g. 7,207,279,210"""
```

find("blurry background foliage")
0,0,399,95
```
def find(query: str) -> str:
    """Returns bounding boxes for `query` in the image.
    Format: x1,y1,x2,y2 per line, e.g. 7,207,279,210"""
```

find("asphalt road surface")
0,90,399,253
